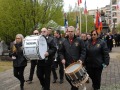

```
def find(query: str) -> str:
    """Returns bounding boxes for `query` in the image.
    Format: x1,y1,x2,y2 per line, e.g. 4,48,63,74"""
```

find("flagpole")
86,14,87,33
78,0,82,33
79,6,81,33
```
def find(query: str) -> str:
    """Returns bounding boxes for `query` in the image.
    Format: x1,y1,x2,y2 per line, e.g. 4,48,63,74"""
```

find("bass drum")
23,35,47,60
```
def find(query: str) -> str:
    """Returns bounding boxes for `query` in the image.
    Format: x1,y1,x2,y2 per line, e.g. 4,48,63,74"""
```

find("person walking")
9,34,27,90
85,30,110,90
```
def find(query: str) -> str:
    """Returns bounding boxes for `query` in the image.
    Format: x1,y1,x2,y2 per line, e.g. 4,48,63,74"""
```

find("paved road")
0,47,120,90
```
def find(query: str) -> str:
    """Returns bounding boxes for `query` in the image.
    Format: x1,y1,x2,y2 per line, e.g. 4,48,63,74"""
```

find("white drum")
23,35,47,60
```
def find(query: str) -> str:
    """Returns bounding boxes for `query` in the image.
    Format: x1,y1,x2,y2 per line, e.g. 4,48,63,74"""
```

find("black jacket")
9,43,27,67
59,36,86,67
85,38,110,67
37,36,57,66
54,37,65,61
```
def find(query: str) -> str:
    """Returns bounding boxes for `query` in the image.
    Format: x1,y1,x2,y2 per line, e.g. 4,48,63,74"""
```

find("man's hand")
61,59,66,64
102,63,107,68
78,60,83,64
44,52,49,57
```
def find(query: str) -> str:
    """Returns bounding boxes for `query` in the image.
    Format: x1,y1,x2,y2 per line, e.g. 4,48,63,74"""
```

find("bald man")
37,27,57,90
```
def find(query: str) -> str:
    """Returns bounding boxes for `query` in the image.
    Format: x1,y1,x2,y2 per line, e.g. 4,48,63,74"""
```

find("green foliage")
65,11,94,33
0,0,64,44
116,23,120,33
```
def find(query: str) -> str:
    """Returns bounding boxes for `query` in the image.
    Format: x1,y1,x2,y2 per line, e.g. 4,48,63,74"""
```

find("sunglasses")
16,38,21,39
91,34,97,36
68,31,73,32
34,33,39,35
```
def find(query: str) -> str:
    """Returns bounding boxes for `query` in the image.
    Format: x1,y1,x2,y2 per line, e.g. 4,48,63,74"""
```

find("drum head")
38,35,47,59
65,62,82,74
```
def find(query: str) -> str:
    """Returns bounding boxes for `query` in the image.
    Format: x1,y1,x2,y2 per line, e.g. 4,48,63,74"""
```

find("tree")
0,0,64,44
116,23,120,33
64,7,94,33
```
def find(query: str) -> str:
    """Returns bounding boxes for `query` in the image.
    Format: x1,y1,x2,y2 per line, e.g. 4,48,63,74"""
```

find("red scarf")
92,40,97,45
69,38,73,44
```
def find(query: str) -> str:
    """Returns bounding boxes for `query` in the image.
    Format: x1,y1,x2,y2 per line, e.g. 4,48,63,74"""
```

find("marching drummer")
59,26,86,90
37,27,57,90
26,29,39,84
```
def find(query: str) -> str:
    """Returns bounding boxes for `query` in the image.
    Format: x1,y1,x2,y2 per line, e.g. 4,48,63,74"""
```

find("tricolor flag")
94,10,102,33
78,0,82,6
84,0,88,14
64,13,68,32
64,18,68,29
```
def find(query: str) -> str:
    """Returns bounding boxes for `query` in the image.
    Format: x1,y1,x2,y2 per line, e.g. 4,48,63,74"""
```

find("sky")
63,0,110,12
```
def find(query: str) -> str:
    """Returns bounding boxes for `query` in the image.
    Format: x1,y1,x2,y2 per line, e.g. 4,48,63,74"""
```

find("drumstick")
63,64,66,70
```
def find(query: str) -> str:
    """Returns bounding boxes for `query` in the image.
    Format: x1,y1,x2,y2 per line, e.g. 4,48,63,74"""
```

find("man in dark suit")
26,29,39,84
37,28,57,90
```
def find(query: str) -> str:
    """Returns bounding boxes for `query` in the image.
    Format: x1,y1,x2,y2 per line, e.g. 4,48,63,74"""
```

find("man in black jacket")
59,26,86,90
26,30,39,84
51,30,65,84
37,28,57,90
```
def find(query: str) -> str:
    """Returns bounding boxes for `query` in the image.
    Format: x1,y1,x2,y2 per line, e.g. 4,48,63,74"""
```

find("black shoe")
20,86,24,90
59,79,63,84
52,79,57,83
28,80,32,84
41,87,44,90
26,80,32,84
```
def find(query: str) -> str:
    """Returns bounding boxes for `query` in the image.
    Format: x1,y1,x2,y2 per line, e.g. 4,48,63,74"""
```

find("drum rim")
65,62,83,75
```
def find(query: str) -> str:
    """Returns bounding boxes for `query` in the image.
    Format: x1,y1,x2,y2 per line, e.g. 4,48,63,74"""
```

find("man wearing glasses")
26,29,39,84
59,26,86,90
37,28,56,90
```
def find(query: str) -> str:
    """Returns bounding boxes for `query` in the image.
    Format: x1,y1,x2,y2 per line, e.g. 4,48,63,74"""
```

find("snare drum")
23,35,47,60
65,62,89,87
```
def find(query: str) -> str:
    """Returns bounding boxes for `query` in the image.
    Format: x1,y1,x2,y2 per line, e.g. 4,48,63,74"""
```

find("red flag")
95,10,99,28
78,0,82,6
95,10,102,33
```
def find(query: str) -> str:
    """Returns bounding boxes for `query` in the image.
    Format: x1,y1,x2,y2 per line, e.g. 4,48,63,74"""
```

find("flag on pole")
78,0,82,6
64,18,68,29
64,13,68,32
76,16,79,30
84,0,88,14
94,10,102,33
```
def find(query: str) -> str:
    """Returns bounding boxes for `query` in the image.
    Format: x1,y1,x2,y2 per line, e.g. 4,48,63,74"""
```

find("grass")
0,61,12,72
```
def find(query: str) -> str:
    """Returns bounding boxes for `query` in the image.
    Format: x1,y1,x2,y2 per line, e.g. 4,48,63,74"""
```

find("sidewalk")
0,47,120,90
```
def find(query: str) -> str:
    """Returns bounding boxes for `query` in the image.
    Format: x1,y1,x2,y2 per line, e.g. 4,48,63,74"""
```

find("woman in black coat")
9,34,27,90
85,30,110,90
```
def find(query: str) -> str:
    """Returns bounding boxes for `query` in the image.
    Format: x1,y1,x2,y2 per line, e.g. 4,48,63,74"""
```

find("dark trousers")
29,60,37,81
52,61,64,80
37,64,51,90
86,66,103,89
13,66,25,87
65,75,78,90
